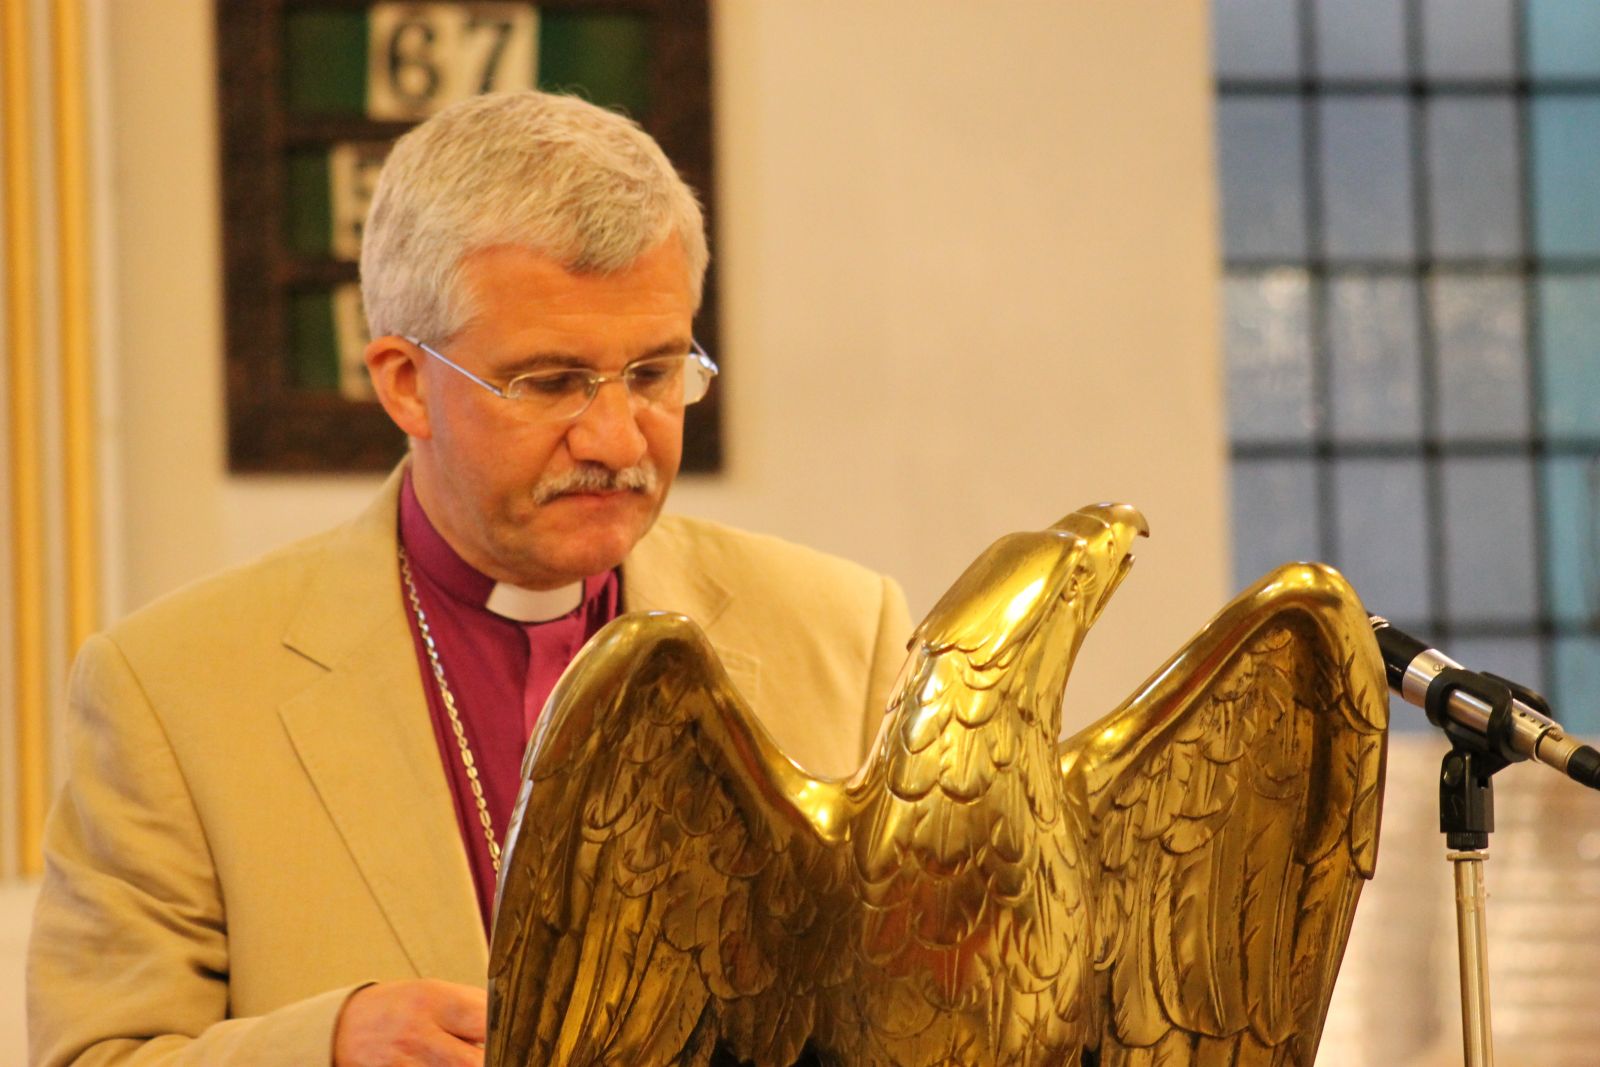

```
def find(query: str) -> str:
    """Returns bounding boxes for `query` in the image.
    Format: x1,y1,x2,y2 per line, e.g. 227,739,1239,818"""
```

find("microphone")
1369,616,1600,792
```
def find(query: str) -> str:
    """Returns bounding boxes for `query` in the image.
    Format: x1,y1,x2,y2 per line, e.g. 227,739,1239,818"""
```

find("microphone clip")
1425,668,1552,850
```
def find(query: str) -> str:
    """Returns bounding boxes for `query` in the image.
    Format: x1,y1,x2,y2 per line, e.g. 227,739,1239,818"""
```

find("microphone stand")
1422,666,1554,1067
1438,735,1497,1067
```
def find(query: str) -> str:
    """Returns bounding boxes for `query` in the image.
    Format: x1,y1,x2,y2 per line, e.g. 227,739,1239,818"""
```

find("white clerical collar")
484,580,584,623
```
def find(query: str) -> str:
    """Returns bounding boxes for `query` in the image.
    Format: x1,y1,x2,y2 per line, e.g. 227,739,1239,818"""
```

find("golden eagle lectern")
486,504,1388,1066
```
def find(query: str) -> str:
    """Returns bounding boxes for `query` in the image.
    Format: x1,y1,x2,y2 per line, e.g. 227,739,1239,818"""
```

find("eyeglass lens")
505,355,708,419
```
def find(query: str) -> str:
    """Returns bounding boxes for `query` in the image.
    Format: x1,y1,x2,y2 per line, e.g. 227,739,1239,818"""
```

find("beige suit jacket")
28,474,912,1066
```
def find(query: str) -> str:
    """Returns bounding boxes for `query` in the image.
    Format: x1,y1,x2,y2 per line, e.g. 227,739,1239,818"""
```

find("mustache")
531,461,659,504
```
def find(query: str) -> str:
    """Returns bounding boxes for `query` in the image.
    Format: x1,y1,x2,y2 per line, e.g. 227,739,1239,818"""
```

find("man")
28,92,911,1066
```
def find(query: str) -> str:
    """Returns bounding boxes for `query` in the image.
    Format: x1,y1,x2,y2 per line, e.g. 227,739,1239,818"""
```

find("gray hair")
360,91,708,342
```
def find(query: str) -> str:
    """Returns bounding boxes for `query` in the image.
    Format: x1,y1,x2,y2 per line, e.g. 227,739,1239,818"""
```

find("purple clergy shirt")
398,473,621,930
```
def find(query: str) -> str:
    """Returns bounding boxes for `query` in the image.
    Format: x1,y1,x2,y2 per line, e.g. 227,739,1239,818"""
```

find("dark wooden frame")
215,0,720,473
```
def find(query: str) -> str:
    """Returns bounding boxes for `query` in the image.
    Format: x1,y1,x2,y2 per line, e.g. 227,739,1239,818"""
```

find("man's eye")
514,371,590,397
627,364,670,386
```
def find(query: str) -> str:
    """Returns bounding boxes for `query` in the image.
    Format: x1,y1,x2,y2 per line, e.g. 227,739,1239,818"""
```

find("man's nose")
564,380,649,469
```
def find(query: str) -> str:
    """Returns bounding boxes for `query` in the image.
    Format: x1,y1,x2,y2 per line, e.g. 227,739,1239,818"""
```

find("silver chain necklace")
398,546,502,874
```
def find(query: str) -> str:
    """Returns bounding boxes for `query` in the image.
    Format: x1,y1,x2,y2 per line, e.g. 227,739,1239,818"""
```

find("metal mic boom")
1369,615,1600,792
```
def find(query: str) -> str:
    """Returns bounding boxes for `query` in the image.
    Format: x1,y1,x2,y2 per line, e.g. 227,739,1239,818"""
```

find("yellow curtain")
2,0,99,878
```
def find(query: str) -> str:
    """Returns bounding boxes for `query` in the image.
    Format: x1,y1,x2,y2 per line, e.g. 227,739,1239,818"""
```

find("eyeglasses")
405,336,719,422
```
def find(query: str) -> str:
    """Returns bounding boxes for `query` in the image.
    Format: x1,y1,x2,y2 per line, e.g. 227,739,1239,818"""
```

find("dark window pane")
1319,97,1417,262
1218,99,1308,259
1431,275,1528,440
1426,98,1522,258
1541,455,1600,628
1331,459,1431,622
1225,271,1316,441
1440,458,1538,625
1231,459,1321,589
1313,0,1407,81
1526,0,1600,81
1538,274,1600,438
1422,0,1517,81
1327,276,1423,441
1531,98,1600,258
1213,0,1301,80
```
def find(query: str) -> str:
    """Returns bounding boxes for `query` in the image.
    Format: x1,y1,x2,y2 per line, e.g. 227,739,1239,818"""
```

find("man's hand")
333,979,488,1066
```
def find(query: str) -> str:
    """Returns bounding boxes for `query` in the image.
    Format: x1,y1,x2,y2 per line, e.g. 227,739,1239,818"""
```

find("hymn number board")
217,1,719,473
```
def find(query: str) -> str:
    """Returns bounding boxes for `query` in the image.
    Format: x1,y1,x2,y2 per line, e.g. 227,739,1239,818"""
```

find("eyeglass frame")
403,335,719,420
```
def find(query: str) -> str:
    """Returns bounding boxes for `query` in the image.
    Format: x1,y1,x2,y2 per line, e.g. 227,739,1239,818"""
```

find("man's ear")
365,336,431,439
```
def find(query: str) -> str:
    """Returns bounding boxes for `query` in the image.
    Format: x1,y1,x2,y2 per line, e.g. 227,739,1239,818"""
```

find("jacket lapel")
622,515,764,707
269,494,756,981
276,468,486,981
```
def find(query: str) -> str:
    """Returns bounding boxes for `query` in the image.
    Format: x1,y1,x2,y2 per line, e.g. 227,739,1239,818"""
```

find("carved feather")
1065,563,1388,1066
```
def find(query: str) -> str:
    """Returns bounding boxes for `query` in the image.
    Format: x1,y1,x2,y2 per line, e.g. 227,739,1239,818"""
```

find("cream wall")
4,2,1225,1061
689,3,1226,718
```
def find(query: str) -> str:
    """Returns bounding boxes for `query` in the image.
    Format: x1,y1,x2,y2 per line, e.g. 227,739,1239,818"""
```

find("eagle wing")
1060,562,1388,1066
485,612,856,1067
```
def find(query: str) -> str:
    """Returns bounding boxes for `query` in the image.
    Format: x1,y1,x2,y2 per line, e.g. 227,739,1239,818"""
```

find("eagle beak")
1050,503,1149,543
1049,503,1150,628
912,503,1150,669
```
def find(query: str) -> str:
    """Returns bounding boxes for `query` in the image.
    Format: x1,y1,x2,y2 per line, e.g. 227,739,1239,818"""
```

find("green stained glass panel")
538,12,651,119
285,10,368,116
286,150,334,258
290,290,341,391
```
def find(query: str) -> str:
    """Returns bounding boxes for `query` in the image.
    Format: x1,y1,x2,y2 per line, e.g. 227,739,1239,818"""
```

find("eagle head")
910,503,1149,727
